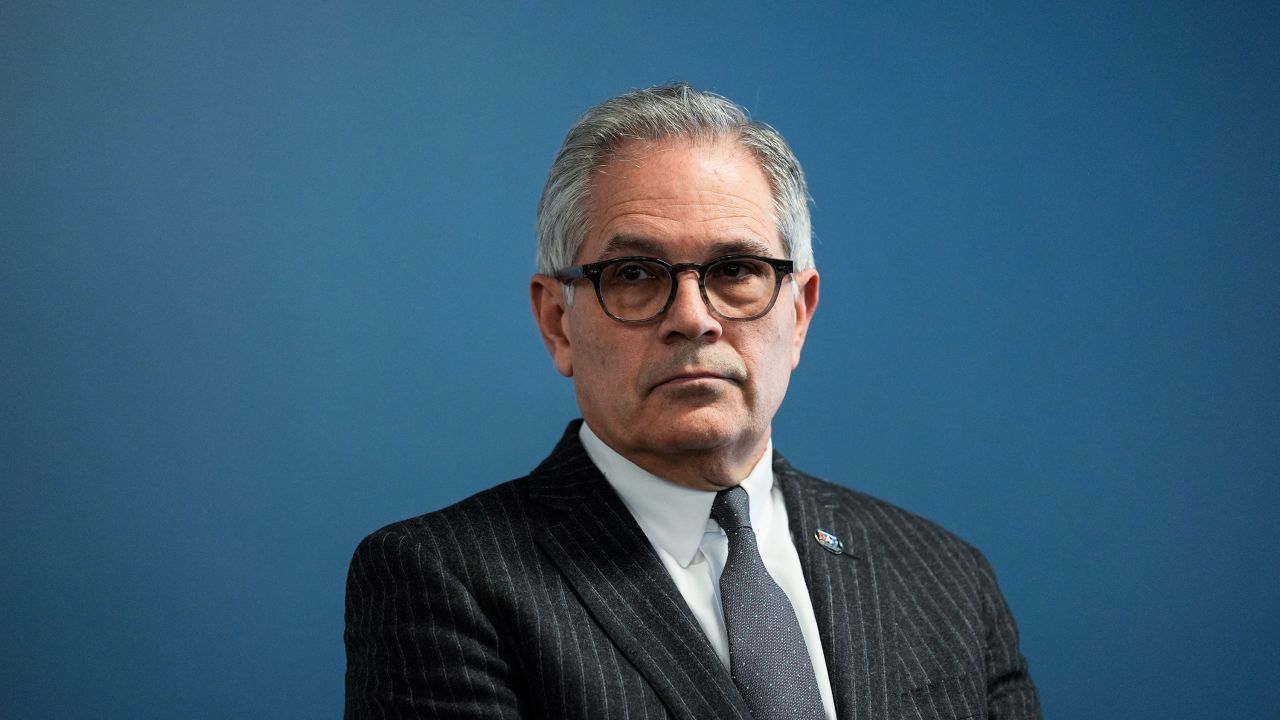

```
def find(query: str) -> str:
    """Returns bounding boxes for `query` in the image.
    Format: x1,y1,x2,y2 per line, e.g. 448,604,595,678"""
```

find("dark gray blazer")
345,421,1041,719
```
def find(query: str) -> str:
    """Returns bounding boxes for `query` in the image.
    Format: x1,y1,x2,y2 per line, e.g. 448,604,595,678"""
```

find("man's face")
532,137,819,488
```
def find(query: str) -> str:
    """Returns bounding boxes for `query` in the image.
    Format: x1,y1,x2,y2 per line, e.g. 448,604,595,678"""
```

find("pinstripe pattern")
345,421,1041,719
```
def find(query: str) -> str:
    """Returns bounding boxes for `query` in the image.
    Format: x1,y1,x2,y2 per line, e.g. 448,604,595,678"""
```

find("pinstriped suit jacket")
345,421,1041,719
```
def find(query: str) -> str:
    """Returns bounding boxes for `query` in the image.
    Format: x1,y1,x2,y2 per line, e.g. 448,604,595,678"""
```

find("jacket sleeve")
344,527,522,719
972,548,1042,720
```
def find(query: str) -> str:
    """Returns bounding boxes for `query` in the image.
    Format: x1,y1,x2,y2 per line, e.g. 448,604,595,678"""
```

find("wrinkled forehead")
580,136,783,262
595,234,777,261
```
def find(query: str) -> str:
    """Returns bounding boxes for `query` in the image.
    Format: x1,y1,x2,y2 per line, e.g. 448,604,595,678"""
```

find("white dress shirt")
579,423,837,720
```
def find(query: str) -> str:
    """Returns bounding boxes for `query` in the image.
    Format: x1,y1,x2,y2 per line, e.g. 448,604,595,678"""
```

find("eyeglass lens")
599,257,778,321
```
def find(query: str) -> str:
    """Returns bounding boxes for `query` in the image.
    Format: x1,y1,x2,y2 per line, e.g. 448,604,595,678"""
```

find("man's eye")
714,261,762,279
613,263,656,282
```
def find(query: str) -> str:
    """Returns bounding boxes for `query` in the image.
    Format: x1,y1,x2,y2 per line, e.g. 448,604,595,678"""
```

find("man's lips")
648,367,744,392
657,371,728,386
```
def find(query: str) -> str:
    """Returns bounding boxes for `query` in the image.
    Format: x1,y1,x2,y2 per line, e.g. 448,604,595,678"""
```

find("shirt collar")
579,422,776,568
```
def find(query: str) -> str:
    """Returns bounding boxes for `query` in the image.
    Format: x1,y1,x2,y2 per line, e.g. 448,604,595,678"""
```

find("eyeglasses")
554,254,794,323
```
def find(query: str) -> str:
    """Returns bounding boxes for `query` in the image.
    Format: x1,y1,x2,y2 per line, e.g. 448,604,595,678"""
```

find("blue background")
3,2,1277,718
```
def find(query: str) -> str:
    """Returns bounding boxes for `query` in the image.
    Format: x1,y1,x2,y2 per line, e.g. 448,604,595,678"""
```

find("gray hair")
535,83,814,288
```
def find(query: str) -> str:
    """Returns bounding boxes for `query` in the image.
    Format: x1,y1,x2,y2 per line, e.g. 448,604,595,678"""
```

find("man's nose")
658,271,722,342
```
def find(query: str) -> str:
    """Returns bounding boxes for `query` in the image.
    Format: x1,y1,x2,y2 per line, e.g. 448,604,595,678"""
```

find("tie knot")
710,486,751,531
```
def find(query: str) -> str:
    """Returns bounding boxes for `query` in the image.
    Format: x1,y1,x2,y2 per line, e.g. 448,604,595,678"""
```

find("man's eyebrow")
598,235,663,258
703,239,777,258
596,235,779,260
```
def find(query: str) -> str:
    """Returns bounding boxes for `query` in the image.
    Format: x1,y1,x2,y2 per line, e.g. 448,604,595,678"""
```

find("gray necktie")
711,486,825,719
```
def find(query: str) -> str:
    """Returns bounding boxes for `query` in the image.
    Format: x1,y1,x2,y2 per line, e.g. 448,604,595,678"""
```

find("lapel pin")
813,528,844,555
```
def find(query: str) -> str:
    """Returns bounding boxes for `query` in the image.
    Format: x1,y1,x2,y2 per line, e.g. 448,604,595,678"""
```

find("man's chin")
640,406,753,452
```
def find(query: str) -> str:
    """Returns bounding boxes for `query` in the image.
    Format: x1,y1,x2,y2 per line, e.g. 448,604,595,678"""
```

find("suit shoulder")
350,475,540,560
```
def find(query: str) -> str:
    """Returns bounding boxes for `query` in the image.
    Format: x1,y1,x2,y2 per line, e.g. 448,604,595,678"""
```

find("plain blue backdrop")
3,2,1277,718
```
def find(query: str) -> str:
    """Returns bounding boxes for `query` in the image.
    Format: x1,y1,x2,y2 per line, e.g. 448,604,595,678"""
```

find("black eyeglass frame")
554,254,795,324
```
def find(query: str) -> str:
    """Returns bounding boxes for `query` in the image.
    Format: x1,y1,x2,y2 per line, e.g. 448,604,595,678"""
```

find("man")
345,83,1041,720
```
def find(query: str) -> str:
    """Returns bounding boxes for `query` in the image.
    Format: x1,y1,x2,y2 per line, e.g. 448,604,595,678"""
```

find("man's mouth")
651,368,741,391
641,351,748,393
661,371,724,385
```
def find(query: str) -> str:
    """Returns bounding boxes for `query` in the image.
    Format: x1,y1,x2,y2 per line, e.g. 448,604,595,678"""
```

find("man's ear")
788,268,820,369
530,275,574,377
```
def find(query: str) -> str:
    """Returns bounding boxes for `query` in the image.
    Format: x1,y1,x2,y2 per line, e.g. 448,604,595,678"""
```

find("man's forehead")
595,234,777,261
579,138,784,264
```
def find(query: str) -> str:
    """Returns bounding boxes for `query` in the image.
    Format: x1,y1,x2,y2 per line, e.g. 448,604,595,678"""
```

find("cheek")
567,312,608,368
569,326,641,403
740,323,795,396
578,330,629,374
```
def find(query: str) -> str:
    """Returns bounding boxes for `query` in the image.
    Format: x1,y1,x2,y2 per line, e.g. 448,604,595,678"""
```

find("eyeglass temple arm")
553,266,586,283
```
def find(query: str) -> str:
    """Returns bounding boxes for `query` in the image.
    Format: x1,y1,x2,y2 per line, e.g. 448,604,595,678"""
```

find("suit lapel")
529,423,751,720
776,455,897,720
